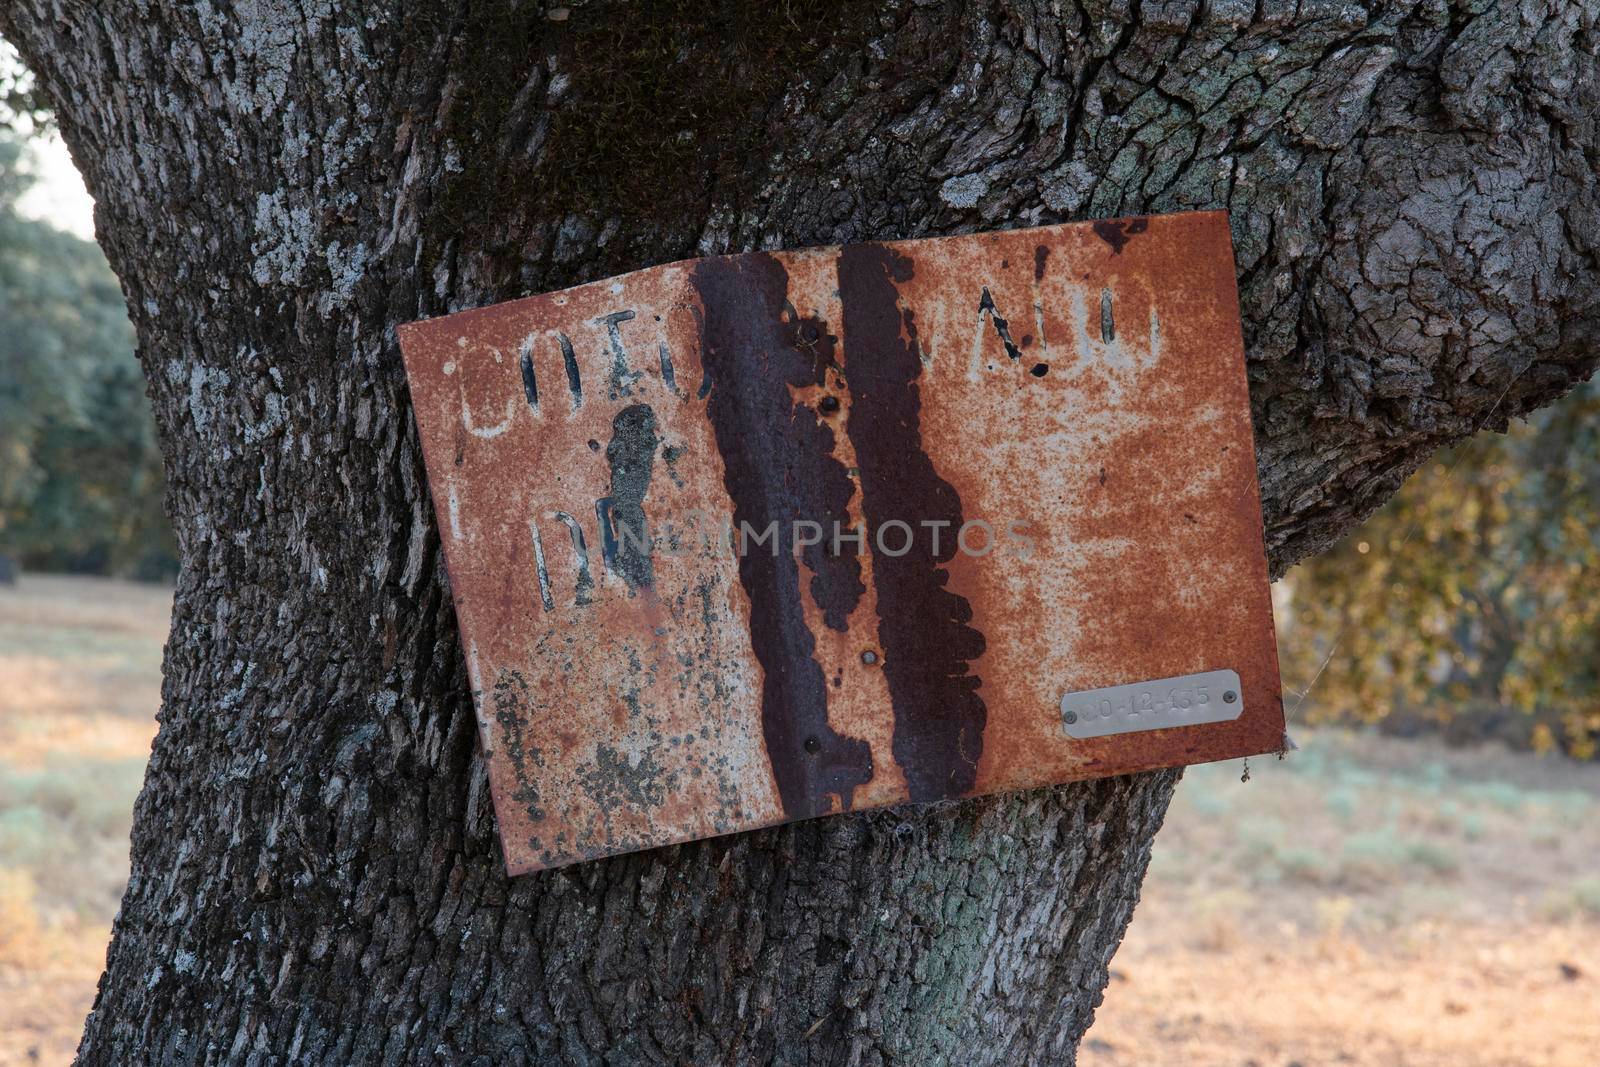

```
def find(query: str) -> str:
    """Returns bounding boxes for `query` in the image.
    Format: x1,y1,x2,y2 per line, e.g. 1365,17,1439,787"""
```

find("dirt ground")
0,575,166,1066
1085,920,1596,1067
1,574,1596,1065
1084,734,1600,1066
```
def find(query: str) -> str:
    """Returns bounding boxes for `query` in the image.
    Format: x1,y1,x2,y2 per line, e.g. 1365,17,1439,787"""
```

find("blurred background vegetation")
1283,382,1600,760
0,120,175,580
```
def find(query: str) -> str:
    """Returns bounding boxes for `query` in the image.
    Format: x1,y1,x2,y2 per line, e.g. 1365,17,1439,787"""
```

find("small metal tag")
1061,669,1244,739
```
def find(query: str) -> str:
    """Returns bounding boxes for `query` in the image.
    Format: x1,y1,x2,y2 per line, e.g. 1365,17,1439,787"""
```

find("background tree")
2,2,1598,1063
0,130,174,579
0,40,48,133
1284,376,1600,759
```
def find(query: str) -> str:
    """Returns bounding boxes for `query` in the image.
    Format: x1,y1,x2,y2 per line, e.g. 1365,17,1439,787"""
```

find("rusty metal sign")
399,211,1284,875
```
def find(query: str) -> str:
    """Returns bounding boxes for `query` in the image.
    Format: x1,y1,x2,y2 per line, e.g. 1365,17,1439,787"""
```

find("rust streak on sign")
398,211,1285,875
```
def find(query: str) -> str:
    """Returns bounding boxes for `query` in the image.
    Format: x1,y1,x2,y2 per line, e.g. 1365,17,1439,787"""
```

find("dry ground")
1,574,1596,1065
0,574,167,1066
1084,733,1600,1066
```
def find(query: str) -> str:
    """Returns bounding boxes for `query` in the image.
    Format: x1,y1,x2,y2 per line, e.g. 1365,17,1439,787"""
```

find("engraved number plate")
1061,669,1244,739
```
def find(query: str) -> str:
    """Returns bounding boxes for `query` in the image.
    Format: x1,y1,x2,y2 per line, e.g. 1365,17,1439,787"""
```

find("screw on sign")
398,211,1285,875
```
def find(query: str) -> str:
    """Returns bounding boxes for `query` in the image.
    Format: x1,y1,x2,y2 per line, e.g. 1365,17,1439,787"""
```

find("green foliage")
0,130,174,578
0,41,51,133
1282,378,1600,758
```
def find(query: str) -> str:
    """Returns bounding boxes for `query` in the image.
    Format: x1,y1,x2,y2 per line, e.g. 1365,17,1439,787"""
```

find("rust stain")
688,253,873,820
398,211,1285,875
1092,215,1150,254
836,243,988,803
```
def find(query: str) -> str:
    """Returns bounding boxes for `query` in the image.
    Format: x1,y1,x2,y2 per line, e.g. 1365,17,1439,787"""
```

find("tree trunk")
5,2,1597,1063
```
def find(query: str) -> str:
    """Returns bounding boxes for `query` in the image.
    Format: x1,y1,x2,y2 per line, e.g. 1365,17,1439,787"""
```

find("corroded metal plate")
399,211,1284,875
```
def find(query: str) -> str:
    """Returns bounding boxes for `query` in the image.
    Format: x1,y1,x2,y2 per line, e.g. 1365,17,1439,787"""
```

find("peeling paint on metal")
398,211,1285,875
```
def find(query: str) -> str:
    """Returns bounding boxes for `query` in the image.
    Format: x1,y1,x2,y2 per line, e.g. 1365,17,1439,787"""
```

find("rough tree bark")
5,1,1597,1063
